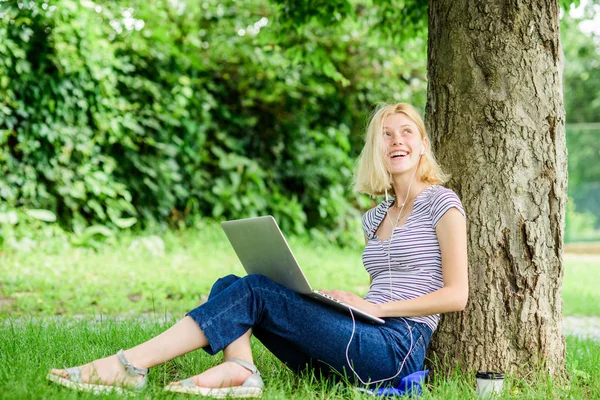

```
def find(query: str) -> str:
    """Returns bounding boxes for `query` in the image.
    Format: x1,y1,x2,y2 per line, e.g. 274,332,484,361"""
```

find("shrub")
0,0,426,245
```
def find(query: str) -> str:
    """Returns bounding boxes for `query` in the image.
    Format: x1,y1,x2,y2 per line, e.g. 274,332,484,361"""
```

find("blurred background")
0,0,598,249
562,0,600,246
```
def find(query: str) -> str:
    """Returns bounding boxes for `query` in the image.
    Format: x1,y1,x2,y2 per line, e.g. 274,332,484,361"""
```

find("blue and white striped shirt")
362,185,465,332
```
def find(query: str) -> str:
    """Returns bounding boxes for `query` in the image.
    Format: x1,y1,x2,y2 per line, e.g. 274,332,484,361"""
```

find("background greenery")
1,0,599,245
562,1,600,241
0,0,429,247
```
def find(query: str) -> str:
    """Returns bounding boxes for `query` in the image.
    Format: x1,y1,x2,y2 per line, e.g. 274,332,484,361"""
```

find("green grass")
1,224,599,398
0,224,369,318
423,335,600,398
2,224,597,318
562,258,600,316
0,318,599,399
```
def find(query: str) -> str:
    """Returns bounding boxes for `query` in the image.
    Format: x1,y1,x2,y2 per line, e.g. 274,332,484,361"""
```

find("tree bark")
425,0,567,378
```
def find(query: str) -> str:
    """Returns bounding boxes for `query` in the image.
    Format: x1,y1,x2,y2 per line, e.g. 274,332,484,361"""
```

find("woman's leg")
50,316,210,386
172,274,430,388
166,275,258,388
182,274,431,387
167,328,255,388
51,273,429,389
125,275,250,369
252,327,335,379
49,275,247,387
208,277,330,378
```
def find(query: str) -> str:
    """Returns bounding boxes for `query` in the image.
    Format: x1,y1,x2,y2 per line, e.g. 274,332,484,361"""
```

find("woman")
47,103,468,397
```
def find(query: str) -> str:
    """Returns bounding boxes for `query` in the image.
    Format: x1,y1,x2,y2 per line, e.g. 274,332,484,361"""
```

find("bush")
0,0,426,245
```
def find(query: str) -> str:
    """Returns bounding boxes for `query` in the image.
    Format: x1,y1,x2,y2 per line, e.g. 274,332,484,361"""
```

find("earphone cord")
345,309,414,385
345,153,422,386
387,163,420,303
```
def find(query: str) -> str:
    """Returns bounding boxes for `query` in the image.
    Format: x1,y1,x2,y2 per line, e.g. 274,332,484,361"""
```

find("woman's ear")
421,138,430,155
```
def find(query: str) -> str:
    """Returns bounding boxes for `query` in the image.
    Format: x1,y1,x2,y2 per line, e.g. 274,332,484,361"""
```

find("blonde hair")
354,103,450,196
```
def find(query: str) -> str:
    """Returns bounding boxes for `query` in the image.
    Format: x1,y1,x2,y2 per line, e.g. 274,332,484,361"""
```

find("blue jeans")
186,274,432,387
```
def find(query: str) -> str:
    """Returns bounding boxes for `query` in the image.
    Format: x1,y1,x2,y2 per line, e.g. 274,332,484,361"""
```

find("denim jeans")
186,274,432,387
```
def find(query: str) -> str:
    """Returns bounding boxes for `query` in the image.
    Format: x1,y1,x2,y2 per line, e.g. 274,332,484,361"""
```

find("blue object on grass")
356,370,429,397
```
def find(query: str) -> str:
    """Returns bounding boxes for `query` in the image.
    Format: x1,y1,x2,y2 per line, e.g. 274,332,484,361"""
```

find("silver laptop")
221,216,385,325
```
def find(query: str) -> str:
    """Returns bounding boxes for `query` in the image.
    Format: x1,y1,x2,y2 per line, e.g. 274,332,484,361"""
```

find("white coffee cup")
475,371,504,397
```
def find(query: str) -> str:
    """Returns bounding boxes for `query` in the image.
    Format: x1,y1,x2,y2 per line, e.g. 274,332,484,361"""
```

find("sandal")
46,349,149,394
164,358,264,398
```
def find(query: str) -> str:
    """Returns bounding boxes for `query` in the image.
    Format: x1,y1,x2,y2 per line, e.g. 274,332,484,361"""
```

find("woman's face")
382,113,425,176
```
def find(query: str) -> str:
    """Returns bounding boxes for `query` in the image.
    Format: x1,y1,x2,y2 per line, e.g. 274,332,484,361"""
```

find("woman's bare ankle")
170,360,252,388
120,350,151,371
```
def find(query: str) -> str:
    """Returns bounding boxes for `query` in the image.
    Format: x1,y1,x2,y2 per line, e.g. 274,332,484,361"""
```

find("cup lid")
476,371,504,380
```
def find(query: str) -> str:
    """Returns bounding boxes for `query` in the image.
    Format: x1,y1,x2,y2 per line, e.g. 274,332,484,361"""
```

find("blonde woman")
47,103,468,397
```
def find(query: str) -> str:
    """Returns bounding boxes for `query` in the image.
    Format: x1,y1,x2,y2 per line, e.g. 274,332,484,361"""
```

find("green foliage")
565,123,600,231
561,0,582,10
370,0,428,42
562,6,600,124
0,0,426,245
0,1,140,233
271,0,428,44
0,207,122,250
270,0,355,27
565,198,599,242
566,126,600,189
562,7,600,229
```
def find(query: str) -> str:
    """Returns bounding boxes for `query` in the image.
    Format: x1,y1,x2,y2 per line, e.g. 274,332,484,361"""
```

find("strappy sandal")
46,349,149,394
163,358,264,398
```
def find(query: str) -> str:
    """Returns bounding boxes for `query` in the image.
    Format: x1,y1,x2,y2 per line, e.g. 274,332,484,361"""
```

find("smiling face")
355,103,447,197
382,112,427,177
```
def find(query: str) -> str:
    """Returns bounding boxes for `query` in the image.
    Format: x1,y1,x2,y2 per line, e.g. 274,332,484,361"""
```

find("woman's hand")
320,290,382,317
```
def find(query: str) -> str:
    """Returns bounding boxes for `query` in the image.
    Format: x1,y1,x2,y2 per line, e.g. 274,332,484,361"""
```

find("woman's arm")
324,207,468,318
378,207,468,317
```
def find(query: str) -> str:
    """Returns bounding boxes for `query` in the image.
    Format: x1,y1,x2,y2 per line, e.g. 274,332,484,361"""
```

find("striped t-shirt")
361,185,465,332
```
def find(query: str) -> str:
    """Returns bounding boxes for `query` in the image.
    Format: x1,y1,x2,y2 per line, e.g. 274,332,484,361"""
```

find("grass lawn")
562,256,600,317
1,223,599,398
1,318,599,399
0,224,370,318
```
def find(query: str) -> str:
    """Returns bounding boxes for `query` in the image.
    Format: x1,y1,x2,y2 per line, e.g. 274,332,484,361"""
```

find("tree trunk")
425,0,567,378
